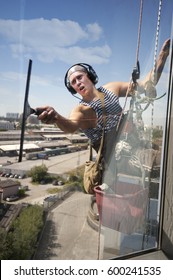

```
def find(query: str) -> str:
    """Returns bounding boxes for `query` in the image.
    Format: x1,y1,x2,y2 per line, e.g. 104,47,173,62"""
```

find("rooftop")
0,179,19,189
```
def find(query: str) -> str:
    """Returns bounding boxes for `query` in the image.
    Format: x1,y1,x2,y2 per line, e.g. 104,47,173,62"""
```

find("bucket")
94,181,149,234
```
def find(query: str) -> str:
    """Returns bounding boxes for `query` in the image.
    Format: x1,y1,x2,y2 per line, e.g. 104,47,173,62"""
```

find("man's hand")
161,38,170,56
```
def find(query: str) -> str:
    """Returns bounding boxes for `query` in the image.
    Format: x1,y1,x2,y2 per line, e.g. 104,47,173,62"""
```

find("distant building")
155,125,163,130
0,120,15,130
6,113,19,119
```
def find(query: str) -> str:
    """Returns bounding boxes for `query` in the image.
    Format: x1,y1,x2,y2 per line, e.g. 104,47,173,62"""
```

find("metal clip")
132,60,140,83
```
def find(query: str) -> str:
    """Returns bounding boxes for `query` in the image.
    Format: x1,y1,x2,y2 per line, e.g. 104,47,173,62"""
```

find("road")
0,149,90,176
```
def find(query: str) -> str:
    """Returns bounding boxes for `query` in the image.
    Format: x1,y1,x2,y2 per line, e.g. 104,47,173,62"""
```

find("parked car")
18,185,29,191
57,180,64,186
6,195,19,202
52,180,64,186
40,180,46,185
37,153,48,160
52,180,58,186
18,174,26,179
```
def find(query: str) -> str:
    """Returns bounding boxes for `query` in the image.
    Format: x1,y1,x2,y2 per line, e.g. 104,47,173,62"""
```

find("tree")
7,205,44,260
28,164,48,183
0,228,8,259
152,128,163,139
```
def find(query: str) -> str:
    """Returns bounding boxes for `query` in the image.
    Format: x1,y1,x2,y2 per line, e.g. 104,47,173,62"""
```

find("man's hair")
64,63,98,94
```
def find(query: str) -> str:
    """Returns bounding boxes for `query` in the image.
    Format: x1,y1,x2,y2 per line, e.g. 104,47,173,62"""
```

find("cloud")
86,23,103,41
0,18,111,64
36,44,111,64
0,70,57,88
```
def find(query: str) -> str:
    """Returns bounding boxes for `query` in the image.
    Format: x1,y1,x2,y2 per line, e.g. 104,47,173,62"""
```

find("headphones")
64,63,98,94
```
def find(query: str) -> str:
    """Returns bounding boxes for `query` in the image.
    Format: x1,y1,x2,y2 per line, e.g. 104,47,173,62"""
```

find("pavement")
33,191,102,260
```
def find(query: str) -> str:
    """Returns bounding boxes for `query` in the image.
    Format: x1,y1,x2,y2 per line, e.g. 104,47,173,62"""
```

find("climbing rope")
132,0,143,84
135,0,143,68
131,0,163,143
150,0,162,144
141,0,163,246
152,0,163,83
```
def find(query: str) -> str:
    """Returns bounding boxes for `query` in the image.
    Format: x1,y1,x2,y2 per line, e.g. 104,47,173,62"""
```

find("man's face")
69,71,93,95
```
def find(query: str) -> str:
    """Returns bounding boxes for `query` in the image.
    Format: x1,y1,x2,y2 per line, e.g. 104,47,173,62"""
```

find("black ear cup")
64,63,98,94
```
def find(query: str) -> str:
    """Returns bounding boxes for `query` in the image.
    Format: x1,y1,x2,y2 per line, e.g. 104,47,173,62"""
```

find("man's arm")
104,38,170,97
144,38,170,85
37,104,97,133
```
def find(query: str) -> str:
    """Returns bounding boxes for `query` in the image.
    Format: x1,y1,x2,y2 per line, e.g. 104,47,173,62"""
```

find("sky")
0,0,172,126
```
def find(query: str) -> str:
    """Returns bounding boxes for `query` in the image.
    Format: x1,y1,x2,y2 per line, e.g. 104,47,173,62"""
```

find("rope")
132,0,143,83
152,0,162,83
135,0,143,65
150,0,162,144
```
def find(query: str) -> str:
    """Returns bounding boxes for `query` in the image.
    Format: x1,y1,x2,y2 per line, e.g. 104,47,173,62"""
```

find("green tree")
6,205,44,260
0,228,8,259
66,166,84,190
28,164,48,183
152,128,163,139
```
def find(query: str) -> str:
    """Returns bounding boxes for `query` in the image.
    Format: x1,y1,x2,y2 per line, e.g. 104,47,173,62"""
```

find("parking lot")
0,149,90,177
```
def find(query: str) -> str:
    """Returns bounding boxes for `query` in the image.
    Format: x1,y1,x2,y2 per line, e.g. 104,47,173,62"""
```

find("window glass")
96,12,172,261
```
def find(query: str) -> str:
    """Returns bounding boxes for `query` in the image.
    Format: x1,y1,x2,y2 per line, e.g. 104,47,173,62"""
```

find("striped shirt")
80,86,122,144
